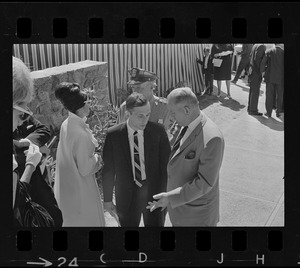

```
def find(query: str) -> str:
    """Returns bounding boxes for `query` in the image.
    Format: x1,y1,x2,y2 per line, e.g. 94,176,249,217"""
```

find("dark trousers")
118,181,165,227
204,70,213,93
233,57,250,81
265,82,284,116
248,74,262,112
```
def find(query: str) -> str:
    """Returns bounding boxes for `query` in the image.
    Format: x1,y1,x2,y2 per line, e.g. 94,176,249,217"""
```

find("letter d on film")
139,252,147,263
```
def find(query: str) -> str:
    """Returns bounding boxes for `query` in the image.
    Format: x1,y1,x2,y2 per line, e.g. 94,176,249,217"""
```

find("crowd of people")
12,43,283,227
197,43,284,120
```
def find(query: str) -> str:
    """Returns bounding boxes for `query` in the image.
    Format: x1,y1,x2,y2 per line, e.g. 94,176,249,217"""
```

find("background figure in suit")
148,87,225,226
260,44,284,118
196,47,214,95
13,116,63,226
102,92,171,227
247,44,266,116
231,44,253,84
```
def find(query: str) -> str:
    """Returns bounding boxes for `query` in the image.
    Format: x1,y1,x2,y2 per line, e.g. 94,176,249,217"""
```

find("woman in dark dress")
211,44,234,98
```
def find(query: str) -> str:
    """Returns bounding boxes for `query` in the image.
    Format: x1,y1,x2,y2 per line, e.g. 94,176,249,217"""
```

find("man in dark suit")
102,92,171,227
260,44,284,118
231,44,253,84
247,44,266,116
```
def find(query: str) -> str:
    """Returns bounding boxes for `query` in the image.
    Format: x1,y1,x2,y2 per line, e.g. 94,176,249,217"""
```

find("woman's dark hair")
55,82,87,114
125,92,148,112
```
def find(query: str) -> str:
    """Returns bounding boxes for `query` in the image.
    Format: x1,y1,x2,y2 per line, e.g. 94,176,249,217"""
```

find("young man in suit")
102,92,171,227
147,87,225,226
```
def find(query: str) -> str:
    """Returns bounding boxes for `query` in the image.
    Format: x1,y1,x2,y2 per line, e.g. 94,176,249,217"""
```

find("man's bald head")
167,87,199,107
167,87,200,126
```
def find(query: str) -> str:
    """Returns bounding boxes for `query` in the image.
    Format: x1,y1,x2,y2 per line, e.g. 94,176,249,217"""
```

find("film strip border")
13,228,285,266
14,17,283,40
1,2,294,42
2,1,300,267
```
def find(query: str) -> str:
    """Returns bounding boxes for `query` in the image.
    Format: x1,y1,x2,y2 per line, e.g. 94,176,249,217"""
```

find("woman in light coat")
54,82,105,227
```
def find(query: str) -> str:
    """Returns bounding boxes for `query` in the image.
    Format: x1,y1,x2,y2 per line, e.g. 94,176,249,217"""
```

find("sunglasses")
13,105,33,121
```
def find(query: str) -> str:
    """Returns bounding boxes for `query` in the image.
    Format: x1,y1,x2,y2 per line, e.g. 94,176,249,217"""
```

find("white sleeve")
73,132,100,177
13,154,18,171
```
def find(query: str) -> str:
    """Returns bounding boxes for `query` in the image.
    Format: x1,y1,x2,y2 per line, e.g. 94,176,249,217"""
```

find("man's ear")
183,105,190,114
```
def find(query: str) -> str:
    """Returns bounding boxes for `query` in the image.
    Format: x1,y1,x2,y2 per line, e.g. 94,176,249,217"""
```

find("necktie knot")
176,126,188,143
179,126,188,137
171,126,188,157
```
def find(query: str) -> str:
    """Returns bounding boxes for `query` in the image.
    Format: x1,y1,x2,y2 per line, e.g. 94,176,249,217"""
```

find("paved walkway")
216,77,284,226
105,74,284,227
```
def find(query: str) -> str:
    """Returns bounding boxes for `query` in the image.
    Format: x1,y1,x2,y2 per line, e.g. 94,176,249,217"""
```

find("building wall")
29,60,108,136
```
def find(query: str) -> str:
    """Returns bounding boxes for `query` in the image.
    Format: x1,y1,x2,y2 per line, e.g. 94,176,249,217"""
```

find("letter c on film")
100,253,107,264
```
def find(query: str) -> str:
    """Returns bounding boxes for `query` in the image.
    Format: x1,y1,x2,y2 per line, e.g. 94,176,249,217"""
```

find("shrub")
84,88,120,200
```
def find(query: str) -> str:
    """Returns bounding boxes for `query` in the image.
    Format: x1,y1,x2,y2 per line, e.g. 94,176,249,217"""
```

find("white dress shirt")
172,112,203,158
127,121,146,182
204,55,209,69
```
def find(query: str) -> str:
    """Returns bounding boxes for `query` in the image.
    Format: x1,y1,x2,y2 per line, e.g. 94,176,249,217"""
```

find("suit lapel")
143,124,152,175
120,123,132,169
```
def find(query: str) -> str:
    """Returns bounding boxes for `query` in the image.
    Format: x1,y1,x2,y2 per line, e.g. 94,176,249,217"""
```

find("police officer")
118,67,179,145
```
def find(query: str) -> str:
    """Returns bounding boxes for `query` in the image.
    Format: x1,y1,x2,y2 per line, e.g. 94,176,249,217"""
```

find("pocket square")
185,151,196,159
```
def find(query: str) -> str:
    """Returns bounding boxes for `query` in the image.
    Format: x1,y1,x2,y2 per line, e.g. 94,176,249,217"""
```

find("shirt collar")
127,120,143,136
186,112,202,133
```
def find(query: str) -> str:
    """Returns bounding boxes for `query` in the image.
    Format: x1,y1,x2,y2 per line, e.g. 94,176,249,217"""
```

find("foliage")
83,88,119,181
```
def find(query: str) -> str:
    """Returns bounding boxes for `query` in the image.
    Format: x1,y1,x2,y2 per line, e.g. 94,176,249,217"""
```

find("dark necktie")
171,126,188,158
133,131,144,187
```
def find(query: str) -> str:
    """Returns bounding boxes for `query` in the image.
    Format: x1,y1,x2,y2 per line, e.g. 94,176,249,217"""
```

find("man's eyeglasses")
13,105,33,121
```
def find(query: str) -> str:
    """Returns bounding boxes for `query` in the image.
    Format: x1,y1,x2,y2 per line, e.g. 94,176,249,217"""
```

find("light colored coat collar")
68,112,99,148
68,111,87,126
169,111,207,162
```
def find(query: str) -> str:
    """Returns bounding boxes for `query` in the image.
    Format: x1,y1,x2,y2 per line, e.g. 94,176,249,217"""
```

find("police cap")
127,67,158,85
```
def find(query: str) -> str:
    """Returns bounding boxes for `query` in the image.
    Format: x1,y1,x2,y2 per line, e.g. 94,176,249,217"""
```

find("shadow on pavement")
197,94,220,110
197,85,246,112
218,97,246,111
234,83,264,96
251,115,284,131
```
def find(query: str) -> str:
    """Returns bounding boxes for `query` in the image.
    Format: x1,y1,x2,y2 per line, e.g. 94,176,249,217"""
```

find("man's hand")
146,192,170,212
104,202,120,226
104,202,117,216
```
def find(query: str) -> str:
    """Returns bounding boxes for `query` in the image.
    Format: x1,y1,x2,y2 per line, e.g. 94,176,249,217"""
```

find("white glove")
25,144,42,168
14,138,32,148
